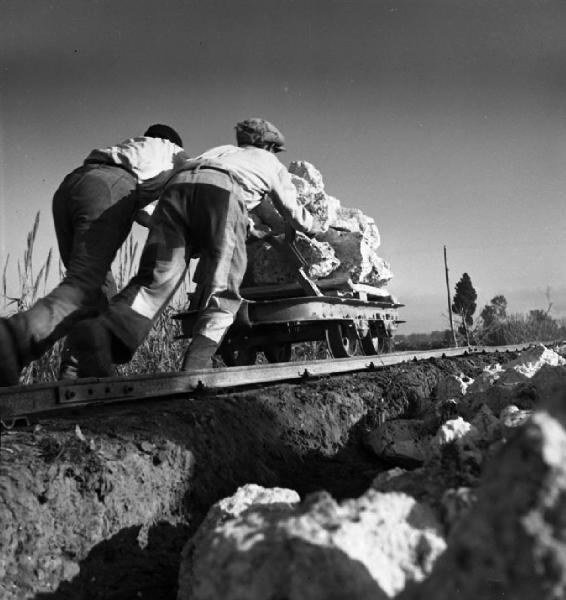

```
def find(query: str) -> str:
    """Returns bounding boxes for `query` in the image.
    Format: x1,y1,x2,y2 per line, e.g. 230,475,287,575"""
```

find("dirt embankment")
0,353,505,600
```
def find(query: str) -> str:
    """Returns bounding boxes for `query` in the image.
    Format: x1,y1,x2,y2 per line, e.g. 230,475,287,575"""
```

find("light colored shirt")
85,136,186,182
87,136,187,222
194,144,315,234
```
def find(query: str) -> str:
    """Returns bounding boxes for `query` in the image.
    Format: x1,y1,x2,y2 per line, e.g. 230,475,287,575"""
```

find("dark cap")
235,118,286,152
144,124,183,147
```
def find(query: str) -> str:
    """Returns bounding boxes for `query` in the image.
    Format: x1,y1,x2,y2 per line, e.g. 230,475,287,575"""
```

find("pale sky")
1,0,565,333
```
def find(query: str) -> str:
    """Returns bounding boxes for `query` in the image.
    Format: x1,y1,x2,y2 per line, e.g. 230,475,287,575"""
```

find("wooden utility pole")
444,245,458,347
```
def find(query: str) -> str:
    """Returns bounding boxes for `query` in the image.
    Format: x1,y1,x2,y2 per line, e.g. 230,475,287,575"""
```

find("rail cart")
175,229,404,366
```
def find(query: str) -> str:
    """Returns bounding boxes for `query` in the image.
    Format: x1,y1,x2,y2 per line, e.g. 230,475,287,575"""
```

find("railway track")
0,342,537,425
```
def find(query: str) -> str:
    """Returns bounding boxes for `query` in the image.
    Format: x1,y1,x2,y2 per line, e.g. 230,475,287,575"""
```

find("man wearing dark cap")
65,118,327,377
0,124,186,385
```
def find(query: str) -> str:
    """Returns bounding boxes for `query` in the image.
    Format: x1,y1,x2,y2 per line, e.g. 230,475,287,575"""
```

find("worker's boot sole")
67,319,115,378
0,318,22,386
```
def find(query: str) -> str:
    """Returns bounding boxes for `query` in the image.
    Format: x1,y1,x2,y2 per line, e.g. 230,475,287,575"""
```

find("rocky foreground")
1,344,566,599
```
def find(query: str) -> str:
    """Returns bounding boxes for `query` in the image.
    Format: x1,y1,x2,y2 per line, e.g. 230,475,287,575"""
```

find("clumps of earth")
246,160,393,288
2,343,566,599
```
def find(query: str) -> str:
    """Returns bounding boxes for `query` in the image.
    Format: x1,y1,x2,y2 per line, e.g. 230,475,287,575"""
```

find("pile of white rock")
178,484,446,600
246,160,393,288
365,344,566,466
176,344,566,600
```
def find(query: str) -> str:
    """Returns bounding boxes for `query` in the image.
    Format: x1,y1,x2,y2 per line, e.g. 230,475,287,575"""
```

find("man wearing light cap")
66,118,326,376
0,124,186,385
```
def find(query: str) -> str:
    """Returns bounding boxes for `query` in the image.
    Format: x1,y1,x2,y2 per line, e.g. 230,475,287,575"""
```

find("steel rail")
0,342,536,423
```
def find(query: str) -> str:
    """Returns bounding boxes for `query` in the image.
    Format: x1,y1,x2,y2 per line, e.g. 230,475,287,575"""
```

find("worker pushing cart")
0,125,186,386
66,118,327,377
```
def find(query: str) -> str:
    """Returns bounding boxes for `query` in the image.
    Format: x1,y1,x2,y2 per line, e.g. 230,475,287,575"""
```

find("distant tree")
480,295,507,327
478,295,508,345
452,273,477,345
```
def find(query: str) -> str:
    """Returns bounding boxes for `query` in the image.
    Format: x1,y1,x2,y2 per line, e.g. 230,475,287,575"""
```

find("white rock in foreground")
434,417,478,446
178,487,446,600
498,344,566,384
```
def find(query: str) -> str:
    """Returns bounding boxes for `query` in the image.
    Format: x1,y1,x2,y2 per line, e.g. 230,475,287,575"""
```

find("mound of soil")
0,352,516,599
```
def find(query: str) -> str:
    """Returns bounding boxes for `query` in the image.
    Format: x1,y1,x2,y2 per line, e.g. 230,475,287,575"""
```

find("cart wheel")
220,346,258,366
263,343,293,363
326,323,359,358
360,332,391,355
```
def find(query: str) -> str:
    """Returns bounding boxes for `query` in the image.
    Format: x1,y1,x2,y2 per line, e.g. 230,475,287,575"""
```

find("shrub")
476,312,565,345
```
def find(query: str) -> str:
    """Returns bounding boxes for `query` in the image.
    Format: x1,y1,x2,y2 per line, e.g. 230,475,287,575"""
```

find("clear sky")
1,0,565,333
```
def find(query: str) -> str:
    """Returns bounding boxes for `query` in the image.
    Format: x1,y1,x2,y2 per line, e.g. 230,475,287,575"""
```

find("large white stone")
196,483,300,524
333,206,380,237
247,234,340,285
430,418,480,458
305,192,341,229
288,160,326,192
500,344,566,381
319,228,392,285
245,159,394,288
178,487,446,600
466,347,566,394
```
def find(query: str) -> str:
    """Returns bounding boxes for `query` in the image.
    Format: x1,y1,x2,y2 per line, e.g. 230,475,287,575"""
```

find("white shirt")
86,136,186,182
86,136,188,219
194,144,315,234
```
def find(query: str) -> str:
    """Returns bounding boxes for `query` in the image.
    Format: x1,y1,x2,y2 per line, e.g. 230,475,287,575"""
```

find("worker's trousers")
98,168,248,362
6,164,138,364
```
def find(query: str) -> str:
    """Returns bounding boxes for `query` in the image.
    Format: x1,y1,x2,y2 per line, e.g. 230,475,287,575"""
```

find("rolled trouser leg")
181,334,219,370
184,181,248,368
